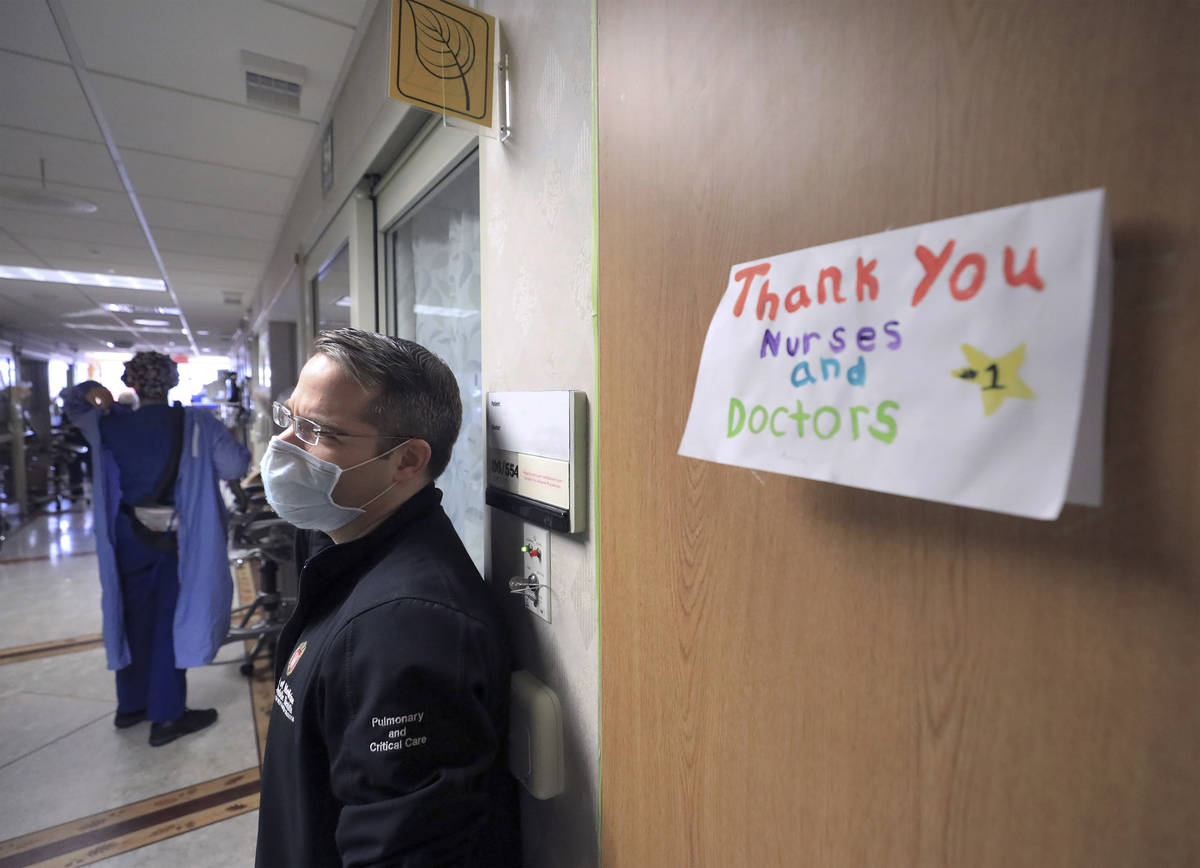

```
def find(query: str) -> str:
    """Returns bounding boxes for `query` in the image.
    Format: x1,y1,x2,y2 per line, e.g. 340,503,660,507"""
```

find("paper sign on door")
678,189,1113,520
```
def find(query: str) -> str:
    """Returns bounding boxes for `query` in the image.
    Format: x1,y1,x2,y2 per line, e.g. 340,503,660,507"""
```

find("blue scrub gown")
102,405,186,723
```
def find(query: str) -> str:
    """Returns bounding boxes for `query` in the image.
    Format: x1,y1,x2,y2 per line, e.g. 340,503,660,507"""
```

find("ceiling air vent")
223,291,243,306
241,50,306,113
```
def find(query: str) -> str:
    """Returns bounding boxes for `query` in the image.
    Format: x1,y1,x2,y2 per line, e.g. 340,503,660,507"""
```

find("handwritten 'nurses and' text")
724,241,1044,445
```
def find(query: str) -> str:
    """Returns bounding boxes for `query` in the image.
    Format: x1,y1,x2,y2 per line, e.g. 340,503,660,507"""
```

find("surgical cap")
121,351,180,395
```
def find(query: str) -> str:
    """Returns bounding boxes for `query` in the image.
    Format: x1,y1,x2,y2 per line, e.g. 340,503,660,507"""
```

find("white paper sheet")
678,189,1112,520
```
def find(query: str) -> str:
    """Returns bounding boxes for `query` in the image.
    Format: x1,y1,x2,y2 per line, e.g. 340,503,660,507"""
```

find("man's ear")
392,439,432,482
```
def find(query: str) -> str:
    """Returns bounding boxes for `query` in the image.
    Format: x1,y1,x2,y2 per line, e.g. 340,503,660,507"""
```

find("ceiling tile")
0,283,132,352
0,180,137,225
0,282,96,316
120,150,293,215
259,0,367,28
1,208,147,251
0,53,103,142
0,232,35,258
156,251,265,279
171,268,259,289
0,0,372,357
152,228,272,265
139,198,282,243
0,174,281,242
63,0,361,122
0,127,126,194
0,1,71,63
17,239,156,272
93,77,315,176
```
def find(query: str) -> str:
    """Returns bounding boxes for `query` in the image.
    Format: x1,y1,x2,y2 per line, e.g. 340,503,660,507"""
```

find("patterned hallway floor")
0,507,274,867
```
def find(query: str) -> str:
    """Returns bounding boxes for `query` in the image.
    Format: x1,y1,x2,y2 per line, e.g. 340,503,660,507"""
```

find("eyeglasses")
272,401,412,447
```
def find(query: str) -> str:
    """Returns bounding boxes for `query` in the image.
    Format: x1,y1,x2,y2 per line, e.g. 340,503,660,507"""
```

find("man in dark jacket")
255,328,519,867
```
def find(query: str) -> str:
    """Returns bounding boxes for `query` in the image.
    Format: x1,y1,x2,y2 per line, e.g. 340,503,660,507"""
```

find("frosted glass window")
388,155,482,571
312,243,351,333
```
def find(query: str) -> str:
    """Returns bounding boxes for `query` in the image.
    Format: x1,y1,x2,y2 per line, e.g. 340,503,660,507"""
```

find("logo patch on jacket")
274,679,295,722
286,641,307,675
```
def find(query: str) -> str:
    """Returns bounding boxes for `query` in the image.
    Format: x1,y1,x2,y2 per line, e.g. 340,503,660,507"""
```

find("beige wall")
481,1,599,866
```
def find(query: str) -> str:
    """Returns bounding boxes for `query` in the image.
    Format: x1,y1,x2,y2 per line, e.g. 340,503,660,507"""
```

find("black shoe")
114,709,146,728
148,708,218,747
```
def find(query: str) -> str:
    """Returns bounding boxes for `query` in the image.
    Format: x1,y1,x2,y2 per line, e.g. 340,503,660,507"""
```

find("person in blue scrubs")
69,352,250,747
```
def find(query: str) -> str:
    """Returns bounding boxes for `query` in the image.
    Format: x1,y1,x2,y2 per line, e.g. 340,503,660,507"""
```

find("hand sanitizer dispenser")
508,670,565,799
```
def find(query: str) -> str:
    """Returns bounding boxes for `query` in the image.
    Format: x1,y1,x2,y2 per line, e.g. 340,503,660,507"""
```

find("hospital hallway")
0,503,272,867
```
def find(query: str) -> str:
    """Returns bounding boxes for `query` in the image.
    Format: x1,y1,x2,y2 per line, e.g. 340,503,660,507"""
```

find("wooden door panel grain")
598,1,1199,865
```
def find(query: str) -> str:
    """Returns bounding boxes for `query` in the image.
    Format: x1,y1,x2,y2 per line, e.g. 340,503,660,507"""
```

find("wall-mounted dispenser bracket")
485,390,587,533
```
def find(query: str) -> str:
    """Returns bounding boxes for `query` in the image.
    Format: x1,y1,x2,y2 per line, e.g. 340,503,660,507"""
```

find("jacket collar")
298,484,442,604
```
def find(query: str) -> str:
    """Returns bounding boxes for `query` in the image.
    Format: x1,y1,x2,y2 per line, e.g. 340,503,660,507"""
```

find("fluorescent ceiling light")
65,323,184,334
86,350,148,360
334,295,351,308
133,318,170,326
0,265,165,292
104,303,180,315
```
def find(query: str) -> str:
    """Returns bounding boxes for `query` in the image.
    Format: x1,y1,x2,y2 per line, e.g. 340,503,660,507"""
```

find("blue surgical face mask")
259,437,408,532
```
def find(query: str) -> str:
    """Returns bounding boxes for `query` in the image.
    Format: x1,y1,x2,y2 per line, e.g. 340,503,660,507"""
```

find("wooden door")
598,1,1199,865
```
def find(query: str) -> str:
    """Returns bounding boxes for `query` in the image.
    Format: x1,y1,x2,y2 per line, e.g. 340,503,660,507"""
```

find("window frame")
373,118,478,337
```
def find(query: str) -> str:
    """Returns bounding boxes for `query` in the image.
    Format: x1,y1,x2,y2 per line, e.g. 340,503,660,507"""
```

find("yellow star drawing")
951,342,1036,416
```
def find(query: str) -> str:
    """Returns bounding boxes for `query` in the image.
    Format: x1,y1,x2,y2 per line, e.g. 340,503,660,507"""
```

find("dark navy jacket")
255,486,519,867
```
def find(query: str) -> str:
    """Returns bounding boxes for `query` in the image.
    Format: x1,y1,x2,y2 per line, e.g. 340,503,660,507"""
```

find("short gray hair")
312,328,462,479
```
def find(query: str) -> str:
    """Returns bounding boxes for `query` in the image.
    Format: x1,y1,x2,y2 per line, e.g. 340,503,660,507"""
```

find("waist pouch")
133,505,177,533
119,402,185,554
119,503,178,553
